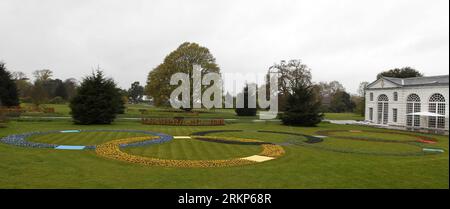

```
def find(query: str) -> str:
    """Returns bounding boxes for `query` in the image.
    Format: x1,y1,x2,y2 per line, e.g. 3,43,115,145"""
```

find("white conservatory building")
365,75,449,134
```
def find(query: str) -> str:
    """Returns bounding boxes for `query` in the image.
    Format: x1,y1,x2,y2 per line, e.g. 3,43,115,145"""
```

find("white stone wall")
365,85,449,130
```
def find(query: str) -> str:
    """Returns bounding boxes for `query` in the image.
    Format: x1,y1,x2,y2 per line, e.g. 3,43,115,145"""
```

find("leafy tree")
353,95,365,116
117,88,127,114
268,60,312,94
145,42,220,109
376,67,423,79
355,81,369,116
266,59,312,111
64,78,78,100
30,81,49,107
315,81,345,111
128,81,144,104
235,85,257,116
317,81,345,96
54,81,68,100
70,70,124,124
281,83,323,126
329,90,355,113
12,71,33,99
0,62,20,107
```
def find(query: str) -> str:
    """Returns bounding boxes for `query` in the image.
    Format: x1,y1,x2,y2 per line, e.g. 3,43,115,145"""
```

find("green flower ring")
191,130,445,157
311,129,445,156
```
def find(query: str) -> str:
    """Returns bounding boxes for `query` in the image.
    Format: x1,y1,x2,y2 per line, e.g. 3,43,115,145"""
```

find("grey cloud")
0,0,448,93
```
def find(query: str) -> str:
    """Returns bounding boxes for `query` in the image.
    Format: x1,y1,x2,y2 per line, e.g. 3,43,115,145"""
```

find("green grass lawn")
324,112,365,120
326,130,424,142
19,103,365,122
124,139,262,160
0,119,448,189
313,138,423,155
28,131,148,146
19,103,257,120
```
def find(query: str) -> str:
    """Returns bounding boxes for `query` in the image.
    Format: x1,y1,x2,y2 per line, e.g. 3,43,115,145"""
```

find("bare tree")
33,69,53,81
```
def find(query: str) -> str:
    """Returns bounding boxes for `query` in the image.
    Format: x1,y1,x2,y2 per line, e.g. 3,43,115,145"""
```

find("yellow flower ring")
95,136,285,168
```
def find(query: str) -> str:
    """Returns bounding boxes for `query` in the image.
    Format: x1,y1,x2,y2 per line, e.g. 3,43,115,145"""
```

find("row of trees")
142,43,323,126
143,42,425,125
11,69,78,106
9,67,146,107
1,41,425,126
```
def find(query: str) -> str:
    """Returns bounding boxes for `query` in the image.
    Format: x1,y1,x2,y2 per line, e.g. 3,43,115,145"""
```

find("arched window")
407,94,421,102
378,94,389,101
393,92,398,101
428,93,446,129
377,94,389,124
406,94,421,127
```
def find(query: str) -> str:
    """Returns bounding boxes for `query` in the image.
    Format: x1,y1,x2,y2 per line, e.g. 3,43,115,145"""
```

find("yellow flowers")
260,144,285,157
95,136,285,168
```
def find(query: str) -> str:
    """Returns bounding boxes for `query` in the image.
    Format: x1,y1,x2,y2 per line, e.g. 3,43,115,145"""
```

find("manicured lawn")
19,103,257,120
315,139,423,155
325,130,424,142
0,120,448,189
28,132,148,146
324,112,365,120
124,139,262,160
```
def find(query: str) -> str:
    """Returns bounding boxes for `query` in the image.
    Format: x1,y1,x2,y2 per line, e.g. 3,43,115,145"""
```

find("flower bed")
190,136,285,158
0,129,173,149
260,144,285,157
0,107,23,117
304,129,443,156
96,136,285,168
142,118,224,126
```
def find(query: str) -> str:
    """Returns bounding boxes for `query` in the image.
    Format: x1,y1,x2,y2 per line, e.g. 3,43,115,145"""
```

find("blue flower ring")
0,129,173,150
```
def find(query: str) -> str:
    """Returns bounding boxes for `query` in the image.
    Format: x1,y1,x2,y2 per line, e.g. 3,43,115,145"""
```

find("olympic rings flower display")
95,136,285,168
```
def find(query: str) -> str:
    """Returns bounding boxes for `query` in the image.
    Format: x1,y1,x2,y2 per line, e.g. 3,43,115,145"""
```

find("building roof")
383,75,449,86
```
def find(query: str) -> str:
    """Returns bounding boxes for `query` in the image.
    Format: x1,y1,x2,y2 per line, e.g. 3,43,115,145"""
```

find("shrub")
235,85,257,116
281,84,323,126
20,97,33,103
0,62,20,107
0,107,22,117
0,112,7,128
70,70,124,124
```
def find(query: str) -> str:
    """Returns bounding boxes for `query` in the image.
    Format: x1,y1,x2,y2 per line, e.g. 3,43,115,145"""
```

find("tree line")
1,41,424,126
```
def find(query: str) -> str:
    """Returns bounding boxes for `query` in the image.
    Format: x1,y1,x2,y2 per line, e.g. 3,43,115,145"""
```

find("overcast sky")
0,0,448,94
